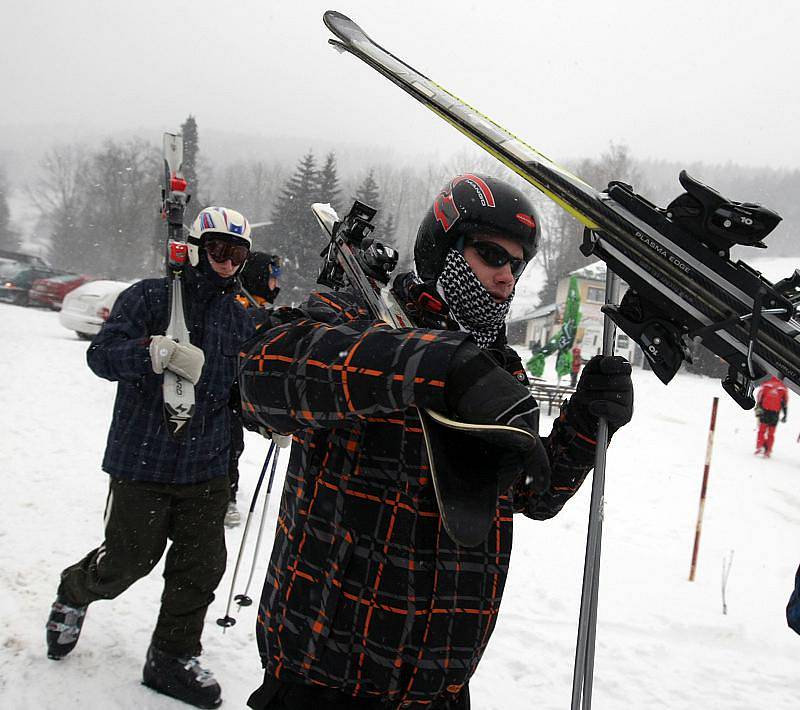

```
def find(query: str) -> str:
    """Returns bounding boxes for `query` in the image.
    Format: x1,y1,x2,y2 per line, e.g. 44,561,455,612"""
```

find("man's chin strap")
437,249,512,349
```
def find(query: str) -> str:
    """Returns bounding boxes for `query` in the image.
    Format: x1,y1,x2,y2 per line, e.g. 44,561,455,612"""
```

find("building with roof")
507,261,643,366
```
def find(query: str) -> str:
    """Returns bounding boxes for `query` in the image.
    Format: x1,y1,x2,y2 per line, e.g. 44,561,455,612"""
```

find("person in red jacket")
755,376,788,457
570,345,583,387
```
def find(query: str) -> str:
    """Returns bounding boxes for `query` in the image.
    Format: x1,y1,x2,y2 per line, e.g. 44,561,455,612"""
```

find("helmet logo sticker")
433,189,461,232
515,212,536,229
456,174,496,208
433,173,495,232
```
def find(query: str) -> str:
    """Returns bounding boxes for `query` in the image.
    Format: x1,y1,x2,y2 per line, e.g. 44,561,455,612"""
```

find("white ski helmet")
188,206,252,268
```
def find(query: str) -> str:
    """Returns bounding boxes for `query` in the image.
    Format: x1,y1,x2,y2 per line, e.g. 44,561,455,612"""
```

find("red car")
29,274,93,310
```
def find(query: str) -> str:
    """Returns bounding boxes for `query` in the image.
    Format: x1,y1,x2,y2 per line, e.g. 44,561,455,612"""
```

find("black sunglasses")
466,238,527,278
205,238,250,266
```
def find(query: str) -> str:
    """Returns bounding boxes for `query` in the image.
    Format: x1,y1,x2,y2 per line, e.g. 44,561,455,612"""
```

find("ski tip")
323,10,369,42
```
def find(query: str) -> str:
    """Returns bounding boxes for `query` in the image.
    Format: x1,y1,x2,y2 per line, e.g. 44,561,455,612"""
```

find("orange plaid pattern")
239,291,595,705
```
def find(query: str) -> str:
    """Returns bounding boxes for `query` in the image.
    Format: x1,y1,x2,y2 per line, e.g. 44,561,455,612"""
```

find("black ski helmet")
414,173,540,282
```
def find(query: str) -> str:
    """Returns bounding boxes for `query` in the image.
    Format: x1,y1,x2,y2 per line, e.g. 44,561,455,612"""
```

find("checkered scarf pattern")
437,249,512,349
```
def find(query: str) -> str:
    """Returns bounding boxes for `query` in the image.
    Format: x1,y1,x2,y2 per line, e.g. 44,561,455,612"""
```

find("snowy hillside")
1,304,799,709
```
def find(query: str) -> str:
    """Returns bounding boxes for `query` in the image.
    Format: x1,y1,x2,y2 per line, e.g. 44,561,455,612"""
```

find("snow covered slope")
1,303,799,709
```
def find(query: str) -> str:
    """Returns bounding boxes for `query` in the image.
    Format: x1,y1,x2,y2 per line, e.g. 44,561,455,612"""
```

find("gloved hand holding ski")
444,341,551,494
149,335,205,385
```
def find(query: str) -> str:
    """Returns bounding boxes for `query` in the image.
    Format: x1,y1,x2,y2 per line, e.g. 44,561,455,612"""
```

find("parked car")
0,249,49,267
58,280,133,340
29,273,94,310
0,262,65,306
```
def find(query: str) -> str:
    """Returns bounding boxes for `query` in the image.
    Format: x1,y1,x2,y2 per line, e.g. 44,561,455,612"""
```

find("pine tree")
317,152,341,213
354,169,383,236
355,169,381,214
270,151,321,300
382,212,396,242
181,115,201,224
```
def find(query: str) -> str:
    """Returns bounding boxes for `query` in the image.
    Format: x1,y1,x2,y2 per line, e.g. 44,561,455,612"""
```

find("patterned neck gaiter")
437,249,512,349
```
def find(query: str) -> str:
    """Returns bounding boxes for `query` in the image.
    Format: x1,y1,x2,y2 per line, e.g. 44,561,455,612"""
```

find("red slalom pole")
689,397,719,582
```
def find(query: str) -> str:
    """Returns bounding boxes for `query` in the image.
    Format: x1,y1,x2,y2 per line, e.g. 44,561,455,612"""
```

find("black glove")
782,412,788,423
566,355,633,439
444,341,551,493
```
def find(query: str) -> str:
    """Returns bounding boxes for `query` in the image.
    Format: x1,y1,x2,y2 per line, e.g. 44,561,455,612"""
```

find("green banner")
526,275,582,379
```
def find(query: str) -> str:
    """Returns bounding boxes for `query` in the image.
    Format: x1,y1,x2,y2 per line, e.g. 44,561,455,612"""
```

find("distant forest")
1,116,797,307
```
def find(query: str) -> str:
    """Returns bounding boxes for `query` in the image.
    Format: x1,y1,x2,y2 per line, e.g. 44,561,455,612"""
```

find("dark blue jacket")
87,266,255,484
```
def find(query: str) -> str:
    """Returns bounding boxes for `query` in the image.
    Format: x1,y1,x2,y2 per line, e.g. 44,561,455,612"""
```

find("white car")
59,279,133,340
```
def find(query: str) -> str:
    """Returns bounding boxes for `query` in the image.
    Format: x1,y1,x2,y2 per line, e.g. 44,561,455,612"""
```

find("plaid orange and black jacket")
239,290,596,707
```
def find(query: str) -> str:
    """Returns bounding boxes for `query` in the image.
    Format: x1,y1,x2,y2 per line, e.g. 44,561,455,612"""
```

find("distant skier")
46,207,257,709
236,251,282,309
239,174,634,710
225,251,283,527
754,376,788,457
570,345,583,387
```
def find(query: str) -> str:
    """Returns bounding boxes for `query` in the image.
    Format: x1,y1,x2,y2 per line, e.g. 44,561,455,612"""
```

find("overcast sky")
3,0,799,169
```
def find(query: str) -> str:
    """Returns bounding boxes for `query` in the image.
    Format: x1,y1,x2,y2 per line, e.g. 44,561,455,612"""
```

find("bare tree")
81,138,160,279
29,145,89,270
33,139,159,278
537,143,645,303
211,159,286,225
0,167,18,251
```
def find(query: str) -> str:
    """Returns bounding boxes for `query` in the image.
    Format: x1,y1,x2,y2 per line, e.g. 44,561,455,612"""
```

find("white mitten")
257,426,292,449
150,335,205,385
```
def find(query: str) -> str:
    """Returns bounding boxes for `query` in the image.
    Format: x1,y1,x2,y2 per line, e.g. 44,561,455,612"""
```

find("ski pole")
689,397,719,582
571,267,619,710
217,441,276,629
721,550,734,614
235,445,281,609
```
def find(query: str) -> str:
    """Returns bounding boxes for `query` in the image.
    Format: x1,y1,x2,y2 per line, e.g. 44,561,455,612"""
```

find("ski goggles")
205,238,250,266
465,237,527,278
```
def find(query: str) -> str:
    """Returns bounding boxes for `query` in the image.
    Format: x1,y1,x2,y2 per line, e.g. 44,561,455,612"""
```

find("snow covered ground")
2,302,800,709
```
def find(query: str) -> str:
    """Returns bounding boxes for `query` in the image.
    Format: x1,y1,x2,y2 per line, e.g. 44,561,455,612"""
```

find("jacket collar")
183,262,235,304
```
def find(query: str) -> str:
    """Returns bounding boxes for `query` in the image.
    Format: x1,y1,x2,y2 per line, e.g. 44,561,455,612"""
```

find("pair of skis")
322,11,800,409
160,133,194,437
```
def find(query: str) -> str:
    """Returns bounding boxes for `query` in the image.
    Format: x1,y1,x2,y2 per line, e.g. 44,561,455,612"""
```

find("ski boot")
224,502,241,527
142,644,222,709
46,596,88,660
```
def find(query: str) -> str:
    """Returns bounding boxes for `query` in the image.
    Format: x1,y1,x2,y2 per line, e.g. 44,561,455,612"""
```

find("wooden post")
689,397,719,582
